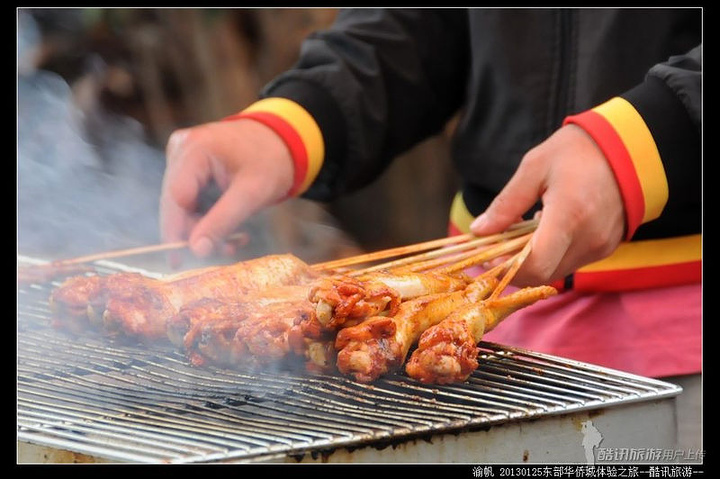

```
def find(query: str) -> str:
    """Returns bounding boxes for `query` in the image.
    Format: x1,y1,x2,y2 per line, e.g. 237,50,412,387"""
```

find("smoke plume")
17,10,166,261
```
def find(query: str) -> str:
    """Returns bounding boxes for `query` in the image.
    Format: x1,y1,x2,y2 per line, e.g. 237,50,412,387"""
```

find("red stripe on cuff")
447,222,464,238
564,111,645,240
550,278,566,292
224,111,309,198
573,261,701,292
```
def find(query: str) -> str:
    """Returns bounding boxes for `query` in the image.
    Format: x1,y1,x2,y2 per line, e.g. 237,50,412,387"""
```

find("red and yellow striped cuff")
223,98,325,197
448,191,701,292
564,97,669,240
571,234,701,291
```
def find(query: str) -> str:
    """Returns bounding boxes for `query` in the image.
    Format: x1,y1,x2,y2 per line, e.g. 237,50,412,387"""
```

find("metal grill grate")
17,257,681,463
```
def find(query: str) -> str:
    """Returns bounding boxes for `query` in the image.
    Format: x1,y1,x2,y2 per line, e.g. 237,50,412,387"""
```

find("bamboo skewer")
21,218,533,276
311,233,474,272
488,236,534,300
475,254,517,283
433,232,533,275
350,223,536,275
351,240,482,275
20,217,535,293
387,248,483,274
311,218,538,273
20,232,250,268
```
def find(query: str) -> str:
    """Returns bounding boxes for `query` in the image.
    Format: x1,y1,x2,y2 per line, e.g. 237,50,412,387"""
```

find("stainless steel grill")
17,257,682,464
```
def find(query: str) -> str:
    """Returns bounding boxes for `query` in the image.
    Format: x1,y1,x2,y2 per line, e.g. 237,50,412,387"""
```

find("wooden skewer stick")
357,225,535,275
432,232,533,276
474,254,517,282
24,232,250,267
311,218,539,272
350,240,489,276
382,221,539,275
311,233,474,271
381,249,479,274
368,242,504,275
488,235,534,300
344,222,538,275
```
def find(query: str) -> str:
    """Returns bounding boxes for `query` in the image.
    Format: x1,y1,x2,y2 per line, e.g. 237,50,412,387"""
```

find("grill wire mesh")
17,257,681,463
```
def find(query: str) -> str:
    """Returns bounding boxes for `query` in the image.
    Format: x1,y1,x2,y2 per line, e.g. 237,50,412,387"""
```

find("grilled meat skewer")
173,271,472,373
334,276,499,383
405,285,557,384
309,271,471,328
49,254,320,340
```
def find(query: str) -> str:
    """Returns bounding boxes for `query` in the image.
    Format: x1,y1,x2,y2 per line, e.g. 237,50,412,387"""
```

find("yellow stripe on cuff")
243,98,325,193
449,192,474,234
577,234,701,273
593,97,669,223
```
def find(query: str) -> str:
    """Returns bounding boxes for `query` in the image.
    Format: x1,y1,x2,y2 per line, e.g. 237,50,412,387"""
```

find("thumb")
470,158,545,236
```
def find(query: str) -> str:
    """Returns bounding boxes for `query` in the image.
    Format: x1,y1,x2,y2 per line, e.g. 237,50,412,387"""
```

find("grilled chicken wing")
47,239,549,384
309,271,470,328
172,270,473,374
184,299,315,369
167,285,309,347
286,270,471,373
49,273,150,334
50,254,320,340
334,276,499,383
309,276,400,329
171,285,315,368
405,285,557,384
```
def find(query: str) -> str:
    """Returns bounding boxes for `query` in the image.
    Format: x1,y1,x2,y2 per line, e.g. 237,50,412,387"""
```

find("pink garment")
482,282,702,378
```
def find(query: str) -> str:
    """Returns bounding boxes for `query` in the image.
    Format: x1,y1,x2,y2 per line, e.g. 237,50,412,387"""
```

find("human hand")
470,124,626,287
160,118,294,262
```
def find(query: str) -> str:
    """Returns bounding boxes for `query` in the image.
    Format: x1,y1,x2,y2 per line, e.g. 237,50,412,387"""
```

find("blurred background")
17,8,460,270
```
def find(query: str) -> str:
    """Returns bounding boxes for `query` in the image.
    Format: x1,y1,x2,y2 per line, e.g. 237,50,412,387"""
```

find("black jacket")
262,8,701,242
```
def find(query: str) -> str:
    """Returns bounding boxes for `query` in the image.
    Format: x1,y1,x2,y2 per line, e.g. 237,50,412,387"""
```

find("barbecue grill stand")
17,257,683,464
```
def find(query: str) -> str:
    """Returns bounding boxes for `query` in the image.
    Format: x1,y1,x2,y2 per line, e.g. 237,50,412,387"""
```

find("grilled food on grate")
50,254,320,340
46,221,556,383
405,284,557,384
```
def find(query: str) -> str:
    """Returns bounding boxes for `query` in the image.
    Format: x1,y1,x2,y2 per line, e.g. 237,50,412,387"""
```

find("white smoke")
17,9,361,268
17,10,166,260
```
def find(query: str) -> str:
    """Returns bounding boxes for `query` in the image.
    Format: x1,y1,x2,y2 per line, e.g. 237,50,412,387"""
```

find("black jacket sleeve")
261,9,470,201
622,44,702,240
